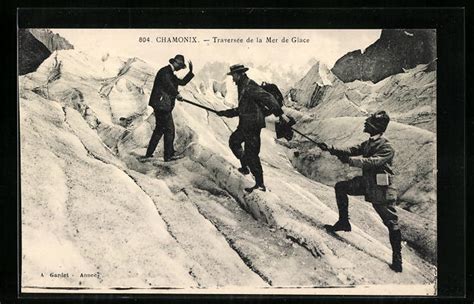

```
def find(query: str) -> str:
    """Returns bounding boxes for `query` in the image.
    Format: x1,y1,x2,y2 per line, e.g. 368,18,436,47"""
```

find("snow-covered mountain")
288,61,339,108
287,60,436,132
19,49,436,292
194,60,308,99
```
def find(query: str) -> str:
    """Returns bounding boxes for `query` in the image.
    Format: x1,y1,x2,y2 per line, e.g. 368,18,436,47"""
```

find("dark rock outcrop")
331,29,436,83
18,29,52,75
29,29,74,52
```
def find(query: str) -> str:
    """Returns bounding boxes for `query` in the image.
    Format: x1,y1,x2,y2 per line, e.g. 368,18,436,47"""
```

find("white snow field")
19,50,436,294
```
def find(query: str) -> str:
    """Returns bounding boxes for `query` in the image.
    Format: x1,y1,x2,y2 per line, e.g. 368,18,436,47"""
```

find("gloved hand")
337,154,350,164
329,148,349,163
176,93,184,101
188,60,193,73
217,110,232,117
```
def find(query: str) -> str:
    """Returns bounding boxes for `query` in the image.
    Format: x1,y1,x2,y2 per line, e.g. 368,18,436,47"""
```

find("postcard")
18,27,437,295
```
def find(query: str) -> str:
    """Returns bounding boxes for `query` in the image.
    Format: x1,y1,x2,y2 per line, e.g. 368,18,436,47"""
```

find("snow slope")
19,50,436,293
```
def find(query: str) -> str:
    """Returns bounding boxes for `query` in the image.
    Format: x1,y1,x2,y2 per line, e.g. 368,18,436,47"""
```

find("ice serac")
29,29,74,52
253,62,306,93
287,62,436,132
18,29,51,75
19,49,436,291
289,61,338,108
194,61,306,101
331,29,436,83
193,61,229,96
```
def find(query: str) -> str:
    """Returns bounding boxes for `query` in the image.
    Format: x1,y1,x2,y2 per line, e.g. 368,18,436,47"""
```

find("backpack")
259,81,284,116
261,81,284,107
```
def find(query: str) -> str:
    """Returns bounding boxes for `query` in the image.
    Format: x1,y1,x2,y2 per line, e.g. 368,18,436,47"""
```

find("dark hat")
227,64,249,75
366,111,390,133
169,54,186,68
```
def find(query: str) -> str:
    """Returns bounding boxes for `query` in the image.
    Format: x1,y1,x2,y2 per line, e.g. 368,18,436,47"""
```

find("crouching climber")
216,64,287,193
319,111,403,272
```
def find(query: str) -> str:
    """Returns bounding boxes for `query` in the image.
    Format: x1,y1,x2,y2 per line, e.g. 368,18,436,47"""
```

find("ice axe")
275,115,326,149
179,97,234,132
181,98,218,114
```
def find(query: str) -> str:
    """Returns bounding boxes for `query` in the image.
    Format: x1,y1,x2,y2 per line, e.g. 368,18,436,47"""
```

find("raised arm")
177,70,194,86
178,60,194,86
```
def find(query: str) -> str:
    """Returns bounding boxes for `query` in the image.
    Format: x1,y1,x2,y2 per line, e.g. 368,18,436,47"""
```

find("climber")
145,54,194,161
216,64,288,193
319,111,403,273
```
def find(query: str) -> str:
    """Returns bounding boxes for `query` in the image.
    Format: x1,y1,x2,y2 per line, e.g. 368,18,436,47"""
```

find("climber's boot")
389,230,403,272
325,219,352,232
244,184,266,193
325,199,351,232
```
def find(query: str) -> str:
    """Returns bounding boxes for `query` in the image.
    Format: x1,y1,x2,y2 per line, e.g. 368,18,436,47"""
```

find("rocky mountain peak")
331,29,436,83
18,29,74,76
18,29,51,75
29,28,74,52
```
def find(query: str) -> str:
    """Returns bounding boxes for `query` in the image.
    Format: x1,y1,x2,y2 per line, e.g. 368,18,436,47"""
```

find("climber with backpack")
216,64,290,193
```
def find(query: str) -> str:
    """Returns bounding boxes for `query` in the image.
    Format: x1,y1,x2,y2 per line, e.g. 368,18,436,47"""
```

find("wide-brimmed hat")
227,64,249,75
169,54,186,68
365,111,390,133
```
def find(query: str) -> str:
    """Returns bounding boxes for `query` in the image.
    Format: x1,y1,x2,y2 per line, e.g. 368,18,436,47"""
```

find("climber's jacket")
331,135,397,204
148,65,194,112
219,76,283,131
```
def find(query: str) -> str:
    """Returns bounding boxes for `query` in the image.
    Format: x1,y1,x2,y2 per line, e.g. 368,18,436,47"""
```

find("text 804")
138,37,151,43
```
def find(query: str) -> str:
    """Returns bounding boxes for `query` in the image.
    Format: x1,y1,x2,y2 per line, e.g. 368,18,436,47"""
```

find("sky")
53,29,381,72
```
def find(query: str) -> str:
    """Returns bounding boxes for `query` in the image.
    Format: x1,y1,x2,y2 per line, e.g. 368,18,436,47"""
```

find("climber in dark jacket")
217,64,286,193
145,54,194,161
320,111,403,272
